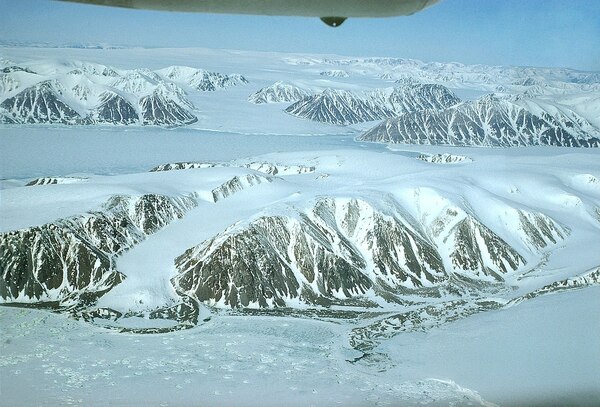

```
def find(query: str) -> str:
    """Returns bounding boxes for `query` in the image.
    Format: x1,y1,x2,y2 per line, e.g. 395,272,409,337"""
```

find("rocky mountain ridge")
248,81,311,104
0,194,198,304
172,196,568,308
285,84,461,125
0,61,248,127
360,94,600,147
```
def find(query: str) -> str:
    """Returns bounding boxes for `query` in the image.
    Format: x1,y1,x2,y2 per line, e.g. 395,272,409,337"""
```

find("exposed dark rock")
511,268,600,305
0,224,124,302
0,81,81,124
173,198,446,308
173,197,569,309
85,91,139,124
248,81,310,104
150,162,221,172
360,94,600,147
211,173,272,202
26,177,87,186
150,160,316,176
380,84,461,114
1,66,36,74
157,66,248,91
285,84,460,125
285,89,394,125
0,194,198,305
416,153,472,164
139,88,197,127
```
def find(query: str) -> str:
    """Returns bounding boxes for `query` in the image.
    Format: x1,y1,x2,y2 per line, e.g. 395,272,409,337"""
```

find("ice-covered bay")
0,126,359,181
1,286,598,406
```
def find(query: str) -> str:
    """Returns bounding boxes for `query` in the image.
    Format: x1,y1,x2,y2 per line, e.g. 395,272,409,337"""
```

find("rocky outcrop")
156,65,248,91
0,194,198,305
150,160,316,176
211,173,273,202
1,66,36,74
320,70,349,78
26,177,87,186
416,153,473,164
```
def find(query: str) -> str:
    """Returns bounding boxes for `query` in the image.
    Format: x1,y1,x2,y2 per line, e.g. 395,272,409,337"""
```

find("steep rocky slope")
248,81,310,104
285,84,460,125
0,194,198,305
172,197,568,308
360,95,600,147
0,80,81,124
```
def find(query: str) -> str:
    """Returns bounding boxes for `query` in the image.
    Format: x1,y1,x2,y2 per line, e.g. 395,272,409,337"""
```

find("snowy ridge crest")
172,195,568,309
360,94,600,147
150,160,316,176
285,84,460,125
248,81,311,104
0,60,248,127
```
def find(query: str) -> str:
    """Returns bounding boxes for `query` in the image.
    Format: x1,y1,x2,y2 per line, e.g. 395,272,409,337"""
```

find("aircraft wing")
59,0,440,26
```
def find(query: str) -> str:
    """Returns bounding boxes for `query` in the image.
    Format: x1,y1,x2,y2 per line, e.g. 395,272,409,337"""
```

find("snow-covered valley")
1,46,600,406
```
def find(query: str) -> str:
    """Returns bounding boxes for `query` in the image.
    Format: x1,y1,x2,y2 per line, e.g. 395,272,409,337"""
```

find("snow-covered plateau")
1,46,600,406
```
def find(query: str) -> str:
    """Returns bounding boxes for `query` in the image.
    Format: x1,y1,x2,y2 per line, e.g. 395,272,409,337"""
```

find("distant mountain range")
0,39,128,49
359,94,600,147
285,84,461,125
0,60,248,127
1,52,599,146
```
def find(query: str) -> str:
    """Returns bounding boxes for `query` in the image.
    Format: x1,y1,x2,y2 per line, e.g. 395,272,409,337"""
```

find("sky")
1,0,599,71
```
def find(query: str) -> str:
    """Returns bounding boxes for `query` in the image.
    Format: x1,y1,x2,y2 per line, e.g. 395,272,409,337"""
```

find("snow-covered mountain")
285,88,394,125
172,194,568,308
0,169,275,305
139,86,198,126
1,50,599,144
1,65,36,74
248,81,311,104
0,194,198,304
151,160,316,176
381,84,462,114
0,59,248,127
320,69,350,78
173,198,441,308
0,80,81,124
359,94,600,147
2,46,600,406
287,55,600,89
285,84,461,125
156,65,248,91
85,91,139,124
0,79,197,126
2,148,584,315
